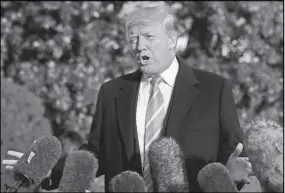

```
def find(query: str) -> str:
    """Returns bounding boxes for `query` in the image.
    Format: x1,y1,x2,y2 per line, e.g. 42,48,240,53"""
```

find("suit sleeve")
79,85,105,177
217,79,247,165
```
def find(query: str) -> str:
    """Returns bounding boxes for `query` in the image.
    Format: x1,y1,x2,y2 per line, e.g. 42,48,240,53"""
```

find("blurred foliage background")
1,1,283,192
1,77,53,192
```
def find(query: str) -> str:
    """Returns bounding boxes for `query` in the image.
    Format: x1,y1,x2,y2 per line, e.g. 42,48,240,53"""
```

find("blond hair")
124,2,178,39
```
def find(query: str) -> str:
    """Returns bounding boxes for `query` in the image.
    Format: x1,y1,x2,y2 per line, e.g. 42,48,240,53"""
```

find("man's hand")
2,150,24,170
2,150,52,178
226,143,252,184
240,176,263,192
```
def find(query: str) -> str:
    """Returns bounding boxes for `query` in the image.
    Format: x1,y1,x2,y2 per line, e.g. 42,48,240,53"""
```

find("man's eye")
130,38,137,43
146,35,154,39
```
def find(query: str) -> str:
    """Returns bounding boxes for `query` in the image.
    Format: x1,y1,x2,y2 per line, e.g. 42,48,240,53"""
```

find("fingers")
1,150,23,170
240,157,252,170
2,159,17,170
245,167,253,175
248,170,255,176
7,150,24,158
2,159,18,165
5,165,14,170
230,143,243,159
246,161,252,170
241,158,251,167
244,176,251,184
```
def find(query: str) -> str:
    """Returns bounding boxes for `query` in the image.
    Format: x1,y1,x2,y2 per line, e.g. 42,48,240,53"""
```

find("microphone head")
148,137,189,192
109,171,147,192
197,162,238,192
58,150,98,192
243,119,283,192
13,136,62,188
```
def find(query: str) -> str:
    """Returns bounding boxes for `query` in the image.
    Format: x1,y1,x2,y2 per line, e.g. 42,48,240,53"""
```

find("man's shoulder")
191,67,229,84
177,57,229,85
101,70,139,88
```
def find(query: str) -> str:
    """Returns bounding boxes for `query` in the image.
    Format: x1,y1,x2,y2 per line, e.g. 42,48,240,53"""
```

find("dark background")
1,1,283,192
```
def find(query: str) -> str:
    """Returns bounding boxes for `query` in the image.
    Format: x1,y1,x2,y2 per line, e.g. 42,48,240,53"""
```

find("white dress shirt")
136,57,179,165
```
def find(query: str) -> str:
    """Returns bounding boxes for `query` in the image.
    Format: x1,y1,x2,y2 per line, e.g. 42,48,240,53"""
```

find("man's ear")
168,33,177,50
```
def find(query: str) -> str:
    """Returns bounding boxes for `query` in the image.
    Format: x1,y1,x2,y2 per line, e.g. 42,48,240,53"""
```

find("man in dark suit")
2,2,252,192
78,2,252,192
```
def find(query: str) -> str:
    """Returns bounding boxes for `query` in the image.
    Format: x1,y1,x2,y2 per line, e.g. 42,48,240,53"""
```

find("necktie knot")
150,76,163,87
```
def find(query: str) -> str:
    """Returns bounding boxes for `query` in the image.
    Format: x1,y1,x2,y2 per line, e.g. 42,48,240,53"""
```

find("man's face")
127,21,172,76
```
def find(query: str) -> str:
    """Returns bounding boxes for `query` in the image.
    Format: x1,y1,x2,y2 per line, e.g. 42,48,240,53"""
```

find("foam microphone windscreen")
13,136,62,188
109,171,147,192
243,119,283,192
148,137,189,192
197,162,238,192
58,150,98,192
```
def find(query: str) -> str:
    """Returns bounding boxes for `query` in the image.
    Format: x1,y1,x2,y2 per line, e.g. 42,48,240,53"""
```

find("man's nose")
137,37,147,51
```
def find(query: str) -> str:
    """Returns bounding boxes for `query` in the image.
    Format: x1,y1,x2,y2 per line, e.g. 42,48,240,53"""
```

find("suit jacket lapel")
116,70,142,164
164,59,200,137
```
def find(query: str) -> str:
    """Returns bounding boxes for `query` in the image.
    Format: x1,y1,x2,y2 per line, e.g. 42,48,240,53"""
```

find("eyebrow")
143,32,155,35
129,31,155,37
128,34,138,38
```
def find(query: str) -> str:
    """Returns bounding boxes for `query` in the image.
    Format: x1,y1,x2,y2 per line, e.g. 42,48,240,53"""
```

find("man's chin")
139,66,158,76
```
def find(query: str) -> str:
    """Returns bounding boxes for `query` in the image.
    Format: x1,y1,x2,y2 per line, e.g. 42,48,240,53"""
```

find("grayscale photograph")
1,1,284,192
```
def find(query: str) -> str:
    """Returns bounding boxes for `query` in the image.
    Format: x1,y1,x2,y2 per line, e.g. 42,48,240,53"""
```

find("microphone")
109,171,147,192
5,136,62,192
243,119,283,192
148,137,189,192
58,150,98,192
197,162,238,192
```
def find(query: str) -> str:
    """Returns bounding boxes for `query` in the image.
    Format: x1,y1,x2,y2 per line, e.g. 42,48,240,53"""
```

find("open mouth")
141,56,149,60
139,55,150,65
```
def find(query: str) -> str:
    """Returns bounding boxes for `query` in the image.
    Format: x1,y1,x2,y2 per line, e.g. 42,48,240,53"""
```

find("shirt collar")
160,56,179,87
141,57,179,88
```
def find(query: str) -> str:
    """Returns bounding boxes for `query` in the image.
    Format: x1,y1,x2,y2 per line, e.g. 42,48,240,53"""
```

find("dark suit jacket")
80,58,246,192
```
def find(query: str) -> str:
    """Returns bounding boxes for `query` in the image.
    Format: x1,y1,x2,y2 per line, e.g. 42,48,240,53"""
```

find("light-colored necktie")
143,76,165,192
